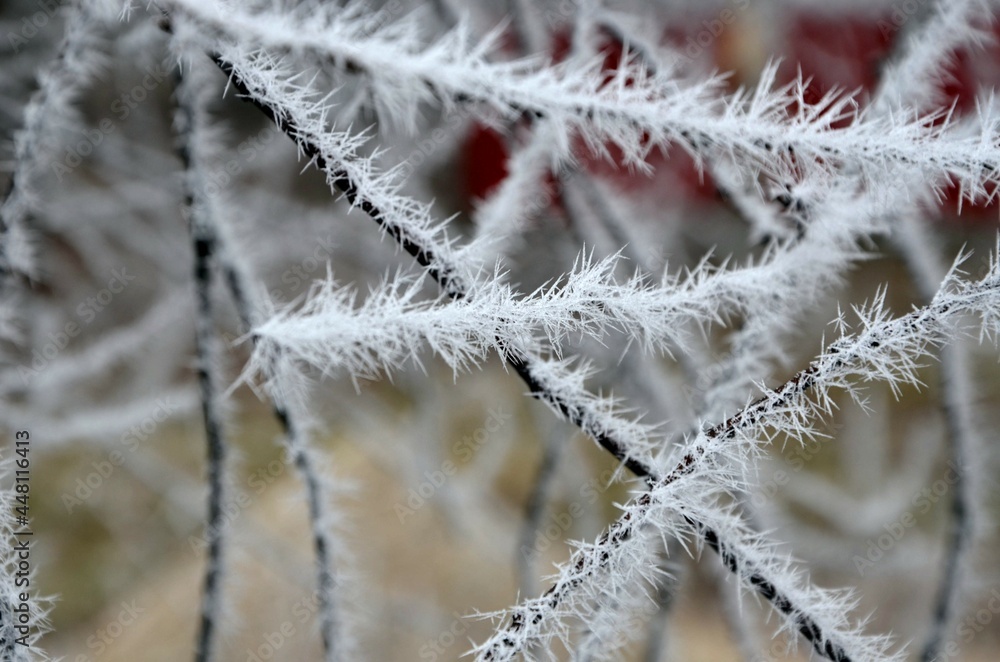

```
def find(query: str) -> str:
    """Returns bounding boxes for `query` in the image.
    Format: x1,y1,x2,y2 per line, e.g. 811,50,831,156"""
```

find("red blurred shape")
463,124,509,204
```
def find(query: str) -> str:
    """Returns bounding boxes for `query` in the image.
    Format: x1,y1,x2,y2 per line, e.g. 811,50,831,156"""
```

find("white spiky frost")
243,227,866,391
62,3,998,661
162,0,1000,204
472,247,1000,662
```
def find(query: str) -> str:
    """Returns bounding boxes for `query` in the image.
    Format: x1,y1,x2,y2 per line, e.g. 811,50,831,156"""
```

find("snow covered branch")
160,0,1000,205
476,245,1000,662
12,1,1000,659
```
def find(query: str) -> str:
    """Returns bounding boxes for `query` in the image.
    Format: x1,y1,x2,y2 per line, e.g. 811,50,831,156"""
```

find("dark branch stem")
892,222,976,662
517,425,566,596
199,49,862,662
169,46,341,660
191,226,226,662
219,254,340,661
174,65,227,662
919,343,971,662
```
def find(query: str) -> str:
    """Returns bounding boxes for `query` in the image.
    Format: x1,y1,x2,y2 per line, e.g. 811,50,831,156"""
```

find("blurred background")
2,0,1000,660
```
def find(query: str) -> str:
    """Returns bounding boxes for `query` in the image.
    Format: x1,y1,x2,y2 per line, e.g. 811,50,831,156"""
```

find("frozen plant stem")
920,343,973,662
169,45,343,660
640,548,678,662
517,425,566,597
191,226,225,662
894,218,977,662
215,197,341,662
218,248,342,660
477,260,1000,662
0,0,103,337
865,1,990,655
200,47,877,662
173,66,228,662
190,221,225,662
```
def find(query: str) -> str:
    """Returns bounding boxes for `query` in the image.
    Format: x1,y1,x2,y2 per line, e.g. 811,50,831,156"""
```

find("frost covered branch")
0,0,106,344
160,0,1000,204
170,37,350,660
11,1,1000,659
476,247,1000,662
173,60,230,662
869,5,994,655
189,28,942,661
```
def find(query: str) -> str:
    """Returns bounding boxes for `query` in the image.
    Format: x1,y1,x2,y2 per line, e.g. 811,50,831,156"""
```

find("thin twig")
168,39,342,659
868,2,989,653
173,65,228,662
202,49,869,662
920,343,973,662
517,422,566,597
893,216,977,662
1,0,101,329
221,248,341,662
218,237,341,662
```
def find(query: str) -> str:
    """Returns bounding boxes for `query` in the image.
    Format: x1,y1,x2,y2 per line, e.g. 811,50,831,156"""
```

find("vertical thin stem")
920,343,972,662
517,424,565,597
191,225,226,662
272,401,339,661
895,218,977,662
196,81,341,662
641,549,679,662
174,64,228,662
